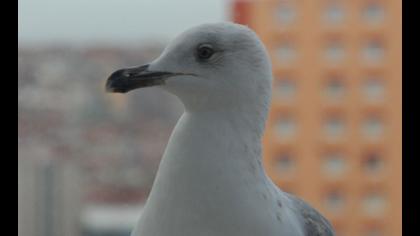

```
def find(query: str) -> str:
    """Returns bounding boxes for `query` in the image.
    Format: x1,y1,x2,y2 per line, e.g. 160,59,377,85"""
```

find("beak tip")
105,81,128,93
105,78,115,93
105,64,170,93
105,86,116,93
105,76,126,93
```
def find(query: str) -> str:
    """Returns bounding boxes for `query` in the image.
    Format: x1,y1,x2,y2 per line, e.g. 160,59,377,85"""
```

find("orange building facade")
232,1,401,235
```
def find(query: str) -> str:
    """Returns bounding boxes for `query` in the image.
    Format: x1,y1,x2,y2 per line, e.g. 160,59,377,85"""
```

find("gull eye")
196,44,215,61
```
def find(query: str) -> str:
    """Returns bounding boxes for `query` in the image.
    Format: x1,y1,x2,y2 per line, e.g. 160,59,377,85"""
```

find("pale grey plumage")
110,22,335,236
285,192,335,236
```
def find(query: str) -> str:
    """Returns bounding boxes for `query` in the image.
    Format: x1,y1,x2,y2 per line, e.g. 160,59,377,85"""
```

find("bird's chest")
132,194,304,236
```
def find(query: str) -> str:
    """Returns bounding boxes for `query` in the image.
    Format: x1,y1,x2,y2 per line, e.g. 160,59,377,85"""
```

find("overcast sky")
19,0,229,46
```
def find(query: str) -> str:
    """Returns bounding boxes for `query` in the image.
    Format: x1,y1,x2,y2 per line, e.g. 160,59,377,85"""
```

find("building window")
324,116,345,138
276,4,296,25
276,152,295,173
362,116,384,138
362,40,385,62
362,192,387,216
363,152,384,174
276,43,296,64
363,77,385,101
324,3,345,24
274,78,296,100
324,190,345,212
363,2,385,24
325,40,345,62
324,76,345,100
323,152,346,177
275,116,296,138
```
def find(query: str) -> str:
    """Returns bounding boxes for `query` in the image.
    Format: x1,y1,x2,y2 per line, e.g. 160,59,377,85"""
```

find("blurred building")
18,158,84,236
232,0,401,235
81,204,143,236
18,46,177,236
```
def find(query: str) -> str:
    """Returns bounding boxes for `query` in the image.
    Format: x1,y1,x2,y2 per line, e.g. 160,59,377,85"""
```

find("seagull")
106,22,334,236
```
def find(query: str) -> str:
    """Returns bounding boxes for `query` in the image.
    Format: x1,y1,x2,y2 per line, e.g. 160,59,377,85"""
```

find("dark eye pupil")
197,46,214,60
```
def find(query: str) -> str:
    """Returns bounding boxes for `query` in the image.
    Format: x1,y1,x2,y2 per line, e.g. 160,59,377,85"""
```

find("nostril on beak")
123,71,135,77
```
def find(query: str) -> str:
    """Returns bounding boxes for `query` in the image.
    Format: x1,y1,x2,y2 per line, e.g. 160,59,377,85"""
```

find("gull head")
106,22,272,112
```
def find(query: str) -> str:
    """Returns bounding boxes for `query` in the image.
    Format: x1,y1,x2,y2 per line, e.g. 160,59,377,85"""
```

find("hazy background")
19,0,228,46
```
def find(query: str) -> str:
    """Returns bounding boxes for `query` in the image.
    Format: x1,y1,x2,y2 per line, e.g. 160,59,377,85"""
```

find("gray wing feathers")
285,193,335,236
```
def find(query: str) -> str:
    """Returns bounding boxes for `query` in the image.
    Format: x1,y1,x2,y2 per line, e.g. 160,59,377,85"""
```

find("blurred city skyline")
18,0,228,46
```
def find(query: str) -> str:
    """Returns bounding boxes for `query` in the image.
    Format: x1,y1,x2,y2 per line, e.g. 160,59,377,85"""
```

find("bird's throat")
144,110,270,210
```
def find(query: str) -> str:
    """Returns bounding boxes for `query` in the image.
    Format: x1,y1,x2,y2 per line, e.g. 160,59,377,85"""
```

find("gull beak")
106,64,178,93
